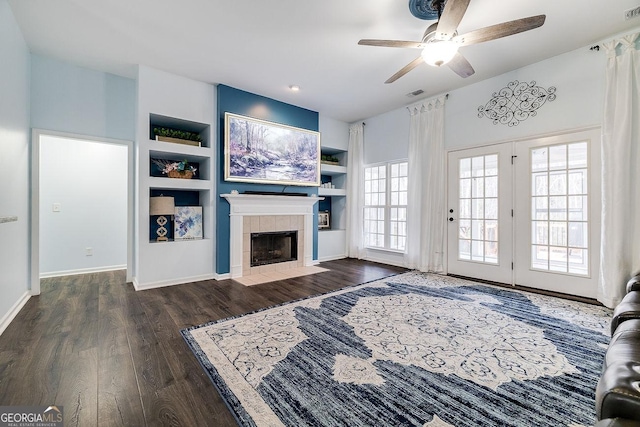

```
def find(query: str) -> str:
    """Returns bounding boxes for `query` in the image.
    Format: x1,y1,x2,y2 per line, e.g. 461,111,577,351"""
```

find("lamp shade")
149,196,175,215
421,40,458,67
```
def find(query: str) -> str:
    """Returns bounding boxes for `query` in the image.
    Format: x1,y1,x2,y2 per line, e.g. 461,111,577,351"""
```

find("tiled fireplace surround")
221,194,322,278
242,215,304,276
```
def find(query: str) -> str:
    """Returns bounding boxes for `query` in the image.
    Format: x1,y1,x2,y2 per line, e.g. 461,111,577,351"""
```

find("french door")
447,129,601,298
447,143,514,284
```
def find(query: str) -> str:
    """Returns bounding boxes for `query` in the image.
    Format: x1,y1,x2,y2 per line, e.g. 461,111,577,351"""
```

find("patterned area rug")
182,272,612,427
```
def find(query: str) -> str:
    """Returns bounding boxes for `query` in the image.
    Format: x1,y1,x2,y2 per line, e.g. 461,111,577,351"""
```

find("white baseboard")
132,273,217,291
214,273,231,280
363,250,406,268
317,254,347,263
0,291,31,337
40,264,127,279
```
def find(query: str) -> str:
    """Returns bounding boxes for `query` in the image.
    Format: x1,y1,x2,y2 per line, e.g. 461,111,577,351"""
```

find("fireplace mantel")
221,193,323,278
221,193,323,216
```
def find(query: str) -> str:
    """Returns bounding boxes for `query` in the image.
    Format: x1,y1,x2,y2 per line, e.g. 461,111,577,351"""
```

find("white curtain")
599,33,640,308
346,123,365,258
405,96,447,272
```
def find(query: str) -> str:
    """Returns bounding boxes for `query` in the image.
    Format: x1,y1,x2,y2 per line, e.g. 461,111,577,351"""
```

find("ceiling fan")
358,0,546,83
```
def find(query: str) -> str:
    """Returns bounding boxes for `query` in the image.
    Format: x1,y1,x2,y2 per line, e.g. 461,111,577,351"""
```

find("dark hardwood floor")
0,259,407,426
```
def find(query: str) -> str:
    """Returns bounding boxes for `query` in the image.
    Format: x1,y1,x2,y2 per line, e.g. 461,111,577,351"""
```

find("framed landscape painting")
224,112,320,186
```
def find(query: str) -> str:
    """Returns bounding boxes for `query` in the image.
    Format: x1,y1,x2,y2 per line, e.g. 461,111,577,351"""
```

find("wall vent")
625,6,640,20
406,89,425,98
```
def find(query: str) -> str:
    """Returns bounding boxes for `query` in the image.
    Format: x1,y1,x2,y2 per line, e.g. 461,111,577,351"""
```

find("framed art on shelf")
174,206,203,240
318,211,330,229
224,112,321,186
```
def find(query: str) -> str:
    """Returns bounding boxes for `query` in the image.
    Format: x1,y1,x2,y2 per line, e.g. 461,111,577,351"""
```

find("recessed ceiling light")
289,85,300,91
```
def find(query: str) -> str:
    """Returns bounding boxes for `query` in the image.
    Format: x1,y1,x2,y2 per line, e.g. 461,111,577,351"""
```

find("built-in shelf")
318,228,347,261
149,113,210,148
148,176,211,191
318,188,347,197
149,142,210,161
320,163,347,175
149,237,211,244
318,146,347,260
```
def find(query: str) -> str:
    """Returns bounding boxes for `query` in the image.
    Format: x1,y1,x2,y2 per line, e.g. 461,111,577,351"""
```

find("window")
530,142,589,275
457,154,499,264
364,161,408,251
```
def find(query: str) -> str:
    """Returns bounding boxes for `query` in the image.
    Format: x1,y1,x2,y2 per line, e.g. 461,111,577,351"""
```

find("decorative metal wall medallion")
478,80,557,126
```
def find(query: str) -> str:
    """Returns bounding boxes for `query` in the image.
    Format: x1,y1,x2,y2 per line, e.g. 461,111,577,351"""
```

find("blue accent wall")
216,85,319,274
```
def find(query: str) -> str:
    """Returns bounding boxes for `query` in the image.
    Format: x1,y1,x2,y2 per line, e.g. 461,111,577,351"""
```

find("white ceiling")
8,0,640,123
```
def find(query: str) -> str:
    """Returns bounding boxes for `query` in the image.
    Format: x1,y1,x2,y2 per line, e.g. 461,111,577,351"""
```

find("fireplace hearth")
250,231,298,267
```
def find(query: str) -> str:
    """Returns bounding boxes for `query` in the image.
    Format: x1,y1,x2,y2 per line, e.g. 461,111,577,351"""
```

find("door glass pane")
472,199,484,219
568,196,588,221
459,239,471,260
549,197,567,220
484,155,498,176
531,148,548,172
460,178,471,198
549,145,567,170
532,173,548,196
472,220,484,240
529,142,589,276
460,158,471,178
458,155,499,264
532,197,548,220
485,176,498,198
569,249,588,275
532,221,548,245
460,199,471,219
532,245,548,270
568,169,587,194
459,220,471,239
485,242,498,264
485,220,498,241
472,177,485,198
485,198,498,220
548,171,567,195
568,143,588,168
472,240,484,261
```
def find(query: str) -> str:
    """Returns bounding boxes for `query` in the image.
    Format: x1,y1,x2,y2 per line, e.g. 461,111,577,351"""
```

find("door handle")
449,217,454,222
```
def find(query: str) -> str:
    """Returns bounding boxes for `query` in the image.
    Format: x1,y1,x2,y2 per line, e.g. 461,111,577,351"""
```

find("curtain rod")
406,93,448,111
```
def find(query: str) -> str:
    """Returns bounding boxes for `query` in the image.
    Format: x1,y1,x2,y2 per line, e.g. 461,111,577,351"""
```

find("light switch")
52,203,61,212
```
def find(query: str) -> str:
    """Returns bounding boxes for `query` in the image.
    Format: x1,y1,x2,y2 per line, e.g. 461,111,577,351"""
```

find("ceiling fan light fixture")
421,40,459,67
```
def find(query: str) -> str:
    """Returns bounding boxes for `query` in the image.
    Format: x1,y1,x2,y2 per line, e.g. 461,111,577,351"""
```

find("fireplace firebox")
250,231,298,267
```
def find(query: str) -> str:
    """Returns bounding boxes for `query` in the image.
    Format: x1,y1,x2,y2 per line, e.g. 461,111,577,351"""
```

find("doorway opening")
31,130,134,294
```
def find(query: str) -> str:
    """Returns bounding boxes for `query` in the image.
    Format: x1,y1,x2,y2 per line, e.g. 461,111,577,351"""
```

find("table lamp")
150,196,175,242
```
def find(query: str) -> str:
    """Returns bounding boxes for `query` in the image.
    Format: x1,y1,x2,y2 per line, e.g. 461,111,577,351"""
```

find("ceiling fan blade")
358,39,425,49
447,52,475,78
385,56,424,84
454,15,546,46
436,0,471,40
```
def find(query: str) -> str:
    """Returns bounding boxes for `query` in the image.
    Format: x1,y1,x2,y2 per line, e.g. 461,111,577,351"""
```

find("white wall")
362,45,605,157
319,115,349,151
0,0,31,333
30,54,136,141
39,135,128,276
445,47,604,150
362,107,410,164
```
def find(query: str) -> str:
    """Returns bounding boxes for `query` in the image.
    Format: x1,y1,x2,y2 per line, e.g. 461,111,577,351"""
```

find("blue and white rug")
182,272,612,427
